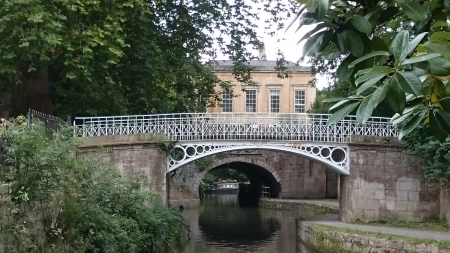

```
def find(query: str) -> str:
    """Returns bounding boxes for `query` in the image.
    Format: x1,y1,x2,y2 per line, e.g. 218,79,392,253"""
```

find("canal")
177,193,318,253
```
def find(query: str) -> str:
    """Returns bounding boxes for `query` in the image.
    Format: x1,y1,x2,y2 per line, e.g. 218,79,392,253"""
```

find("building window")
245,90,257,112
294,90,306,113
269,90,280,113
222,91,233,112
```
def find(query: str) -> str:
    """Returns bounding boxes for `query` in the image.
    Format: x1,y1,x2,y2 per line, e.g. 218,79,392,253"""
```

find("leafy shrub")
0,118,183,253
404,125,450,187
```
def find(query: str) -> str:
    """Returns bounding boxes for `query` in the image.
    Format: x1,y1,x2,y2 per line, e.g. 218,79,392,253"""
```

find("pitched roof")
211,60,311,72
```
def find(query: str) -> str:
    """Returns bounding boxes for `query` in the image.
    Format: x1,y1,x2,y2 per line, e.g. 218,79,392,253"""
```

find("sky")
253,3,330,90
214,0,331,90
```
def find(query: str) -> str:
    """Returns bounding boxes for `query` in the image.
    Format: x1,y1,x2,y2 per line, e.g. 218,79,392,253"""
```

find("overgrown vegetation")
356,219,450,231
0,119,183,253
195,157,214,172
310,224,450,250
403,125,450,186
295,0,450,141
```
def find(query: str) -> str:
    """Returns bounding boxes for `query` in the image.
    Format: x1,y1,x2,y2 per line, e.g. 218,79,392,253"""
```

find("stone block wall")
340,142,440,222
298,222,450,253
168,176,200,209
440,188,450,222
78,134,167,204
326,169,338,198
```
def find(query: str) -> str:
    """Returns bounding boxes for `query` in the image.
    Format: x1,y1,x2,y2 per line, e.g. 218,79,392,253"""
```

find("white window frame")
222,91,233,113
294,90,306,113
245,90,257,113
269,90,280,113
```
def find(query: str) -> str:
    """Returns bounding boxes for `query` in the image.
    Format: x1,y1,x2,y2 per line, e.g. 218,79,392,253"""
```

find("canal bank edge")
297,222,450,253
259,198,339,215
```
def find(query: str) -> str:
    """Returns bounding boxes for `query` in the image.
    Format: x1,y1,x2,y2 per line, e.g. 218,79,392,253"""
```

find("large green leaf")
423,41,450,61
388,78,406,113
392,31,410,60
329,99,354,112
350,16,372,35
299,13,319,26
336,55,355,80
303,32,325,56
391,110,414,125
348,51,389,68
336,30,349,53
437,95,450,112
347,29,364,57
396,0,428,21
428,57,450,76
322,97,351,103
398,110,426,139
356,73,387,95
327,101,360,125
306,0,319,12
356,95,373,124
400,32,429,61
297,23,327,45
317,0,329,19
355,66,393,85
394,71,422,95
430,109,450,142
318,43,341,60
401,53,440,65
371,84,388,106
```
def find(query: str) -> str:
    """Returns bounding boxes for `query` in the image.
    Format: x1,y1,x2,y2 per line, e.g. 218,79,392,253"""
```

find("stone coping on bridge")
77,133,404,149
77,133,168,148
349,135,403,147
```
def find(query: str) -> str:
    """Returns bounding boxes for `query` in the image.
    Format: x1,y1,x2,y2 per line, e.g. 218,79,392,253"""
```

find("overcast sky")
214,0,330,89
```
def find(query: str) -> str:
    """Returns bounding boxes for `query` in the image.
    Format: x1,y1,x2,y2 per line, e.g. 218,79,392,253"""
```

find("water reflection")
178,194,317,253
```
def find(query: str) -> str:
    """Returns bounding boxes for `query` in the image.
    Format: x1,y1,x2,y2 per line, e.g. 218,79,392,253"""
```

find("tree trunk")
5,62,53,118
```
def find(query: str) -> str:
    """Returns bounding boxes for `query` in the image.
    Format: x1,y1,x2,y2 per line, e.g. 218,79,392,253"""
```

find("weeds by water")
0,119,183,253
355,219,450,232
311,224,450,250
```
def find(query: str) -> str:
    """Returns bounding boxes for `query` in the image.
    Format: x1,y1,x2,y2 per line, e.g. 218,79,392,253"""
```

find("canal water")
177,193,318,253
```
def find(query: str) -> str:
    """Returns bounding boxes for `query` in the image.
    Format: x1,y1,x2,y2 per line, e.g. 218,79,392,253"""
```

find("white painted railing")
73,113,397,143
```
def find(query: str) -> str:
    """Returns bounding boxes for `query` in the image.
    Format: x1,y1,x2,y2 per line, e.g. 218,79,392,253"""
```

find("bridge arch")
177,156,283,199
167,141,349,175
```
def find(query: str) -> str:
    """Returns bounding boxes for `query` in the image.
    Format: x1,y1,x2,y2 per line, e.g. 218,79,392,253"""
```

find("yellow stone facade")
208,60,316,113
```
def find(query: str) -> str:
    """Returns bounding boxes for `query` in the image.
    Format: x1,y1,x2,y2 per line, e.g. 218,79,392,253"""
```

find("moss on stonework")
310,224,450,250
313,230,354,253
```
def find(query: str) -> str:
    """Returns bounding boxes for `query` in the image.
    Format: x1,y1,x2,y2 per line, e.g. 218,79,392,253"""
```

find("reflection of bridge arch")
168,141,349,175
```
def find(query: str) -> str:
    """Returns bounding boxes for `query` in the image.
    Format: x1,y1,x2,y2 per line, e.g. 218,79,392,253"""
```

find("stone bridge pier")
77,134,448,223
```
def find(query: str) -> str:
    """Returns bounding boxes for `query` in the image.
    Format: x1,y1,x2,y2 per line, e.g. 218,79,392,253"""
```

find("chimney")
258,43,267,61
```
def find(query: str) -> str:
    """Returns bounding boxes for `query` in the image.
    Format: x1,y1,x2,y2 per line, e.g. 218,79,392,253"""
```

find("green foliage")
203,168,248,185
0,120,183,252
155,140,177,155
292,0,450,142
403,125,450,186
0,0,297,117
195,157,214,172
309,81,395,118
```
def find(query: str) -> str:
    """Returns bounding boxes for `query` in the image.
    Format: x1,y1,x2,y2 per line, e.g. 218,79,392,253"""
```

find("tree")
293,0,450,142
309,80,396,117
0,119,183,252
0,0,295,118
